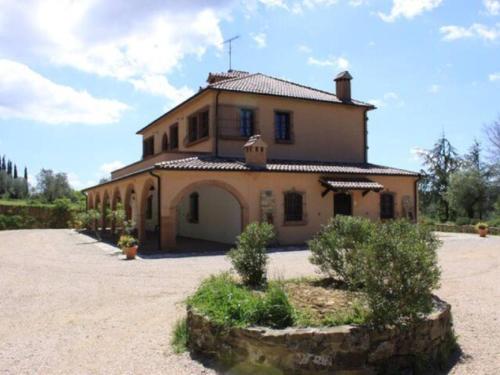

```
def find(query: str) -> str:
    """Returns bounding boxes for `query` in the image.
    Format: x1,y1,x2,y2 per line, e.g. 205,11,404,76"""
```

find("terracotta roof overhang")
319,177,384,192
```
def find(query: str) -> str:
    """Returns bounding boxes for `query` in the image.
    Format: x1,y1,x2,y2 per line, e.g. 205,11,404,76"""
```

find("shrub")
188,273,295,329
309,216,375,288
362,221,441,326
227,222,275,287
475,222,488,230
455,217,470,226
0,214,25,230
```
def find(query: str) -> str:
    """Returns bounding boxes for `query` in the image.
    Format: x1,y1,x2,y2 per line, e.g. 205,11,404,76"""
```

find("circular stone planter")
187,297,454,375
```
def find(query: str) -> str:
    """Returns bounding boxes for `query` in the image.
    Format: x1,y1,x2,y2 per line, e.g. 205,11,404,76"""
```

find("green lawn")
0,199,54,208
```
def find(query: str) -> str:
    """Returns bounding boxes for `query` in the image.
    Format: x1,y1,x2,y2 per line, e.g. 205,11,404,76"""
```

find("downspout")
149,169,162,251
215,89,221,157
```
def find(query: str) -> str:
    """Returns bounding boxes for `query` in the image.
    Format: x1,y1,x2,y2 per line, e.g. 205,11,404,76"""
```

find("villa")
83,70,419,250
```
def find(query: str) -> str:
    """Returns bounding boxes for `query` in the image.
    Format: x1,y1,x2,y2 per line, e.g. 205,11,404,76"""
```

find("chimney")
334,71,353,102
243,135,268,168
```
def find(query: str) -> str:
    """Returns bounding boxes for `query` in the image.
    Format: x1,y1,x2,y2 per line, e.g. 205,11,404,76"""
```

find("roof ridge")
208,72,261,87
259,73,339,98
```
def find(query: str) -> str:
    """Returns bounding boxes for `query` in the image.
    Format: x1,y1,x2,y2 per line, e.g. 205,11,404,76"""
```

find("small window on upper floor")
240,109,254,138
170,124,179,150
275,111,292,142
162,133,168,152
143,136,154,158
187,109,209,145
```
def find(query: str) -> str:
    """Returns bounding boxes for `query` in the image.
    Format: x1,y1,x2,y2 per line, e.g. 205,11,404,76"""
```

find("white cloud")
489,72,500,81
0,1,226,106
484,0,500,15
247,0,337,14
251,32,267,48
0,59,128,125
297,44,312,54
378,0,443,22
307,56,350,70
410,146,428,161
368,92,403,107
428,84,441,93
99,161,125,176
440,23,500,42
349,0,368,6
67,172,96,190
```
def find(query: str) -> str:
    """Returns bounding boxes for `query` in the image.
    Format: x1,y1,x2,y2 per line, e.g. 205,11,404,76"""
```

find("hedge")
0,204,72,230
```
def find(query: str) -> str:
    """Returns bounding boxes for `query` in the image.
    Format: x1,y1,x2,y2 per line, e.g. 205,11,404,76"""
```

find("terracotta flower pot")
124,245,138,260
478,228,488,238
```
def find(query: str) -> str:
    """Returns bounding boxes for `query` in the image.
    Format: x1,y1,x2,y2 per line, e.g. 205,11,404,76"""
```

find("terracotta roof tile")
207,73,374,108
155,156,419,176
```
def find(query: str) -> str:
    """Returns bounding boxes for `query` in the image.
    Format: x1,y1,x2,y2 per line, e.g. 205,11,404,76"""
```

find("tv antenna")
222,35,240,71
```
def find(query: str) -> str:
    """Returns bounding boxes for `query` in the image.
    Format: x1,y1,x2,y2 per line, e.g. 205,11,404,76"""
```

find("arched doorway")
171,181,247,249
111,187,122,235
138,178,159,251
102,191,111,234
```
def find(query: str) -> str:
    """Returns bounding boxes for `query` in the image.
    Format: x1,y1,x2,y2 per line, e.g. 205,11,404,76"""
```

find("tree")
7,160,12,176
1,156,5,171
446,169,488,219
485,115,500,163
36,169,72,202
418,134,461,221
13,165,18,179
24,167,28,181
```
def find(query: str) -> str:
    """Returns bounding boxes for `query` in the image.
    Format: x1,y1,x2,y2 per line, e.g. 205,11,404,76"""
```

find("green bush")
188,273,295,329
0,214,25,230
309,216,375,288
455,217,470,226
362,221,441,326
227,222,275,287
171,318,188,354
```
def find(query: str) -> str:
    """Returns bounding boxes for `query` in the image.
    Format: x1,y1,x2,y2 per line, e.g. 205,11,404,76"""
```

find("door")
334,193,352,216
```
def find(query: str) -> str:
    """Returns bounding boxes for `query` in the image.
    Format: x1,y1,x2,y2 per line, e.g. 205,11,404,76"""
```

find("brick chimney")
334,71,352,102
243,135,268,168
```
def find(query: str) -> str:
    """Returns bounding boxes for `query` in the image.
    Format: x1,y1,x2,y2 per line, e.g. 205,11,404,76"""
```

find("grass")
187,273,294,329
0,198,54,208
171,318,188,354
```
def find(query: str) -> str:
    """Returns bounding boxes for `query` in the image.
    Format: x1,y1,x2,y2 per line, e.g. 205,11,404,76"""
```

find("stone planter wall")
187,298,453,375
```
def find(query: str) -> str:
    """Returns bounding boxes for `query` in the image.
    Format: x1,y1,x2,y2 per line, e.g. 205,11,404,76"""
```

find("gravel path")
0,229,499,374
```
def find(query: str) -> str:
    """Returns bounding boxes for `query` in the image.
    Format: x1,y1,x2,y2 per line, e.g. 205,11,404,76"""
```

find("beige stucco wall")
216,91,367,163
177,185,241,244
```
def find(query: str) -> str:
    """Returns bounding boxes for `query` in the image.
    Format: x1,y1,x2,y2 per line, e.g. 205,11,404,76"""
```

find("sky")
0,0,499,189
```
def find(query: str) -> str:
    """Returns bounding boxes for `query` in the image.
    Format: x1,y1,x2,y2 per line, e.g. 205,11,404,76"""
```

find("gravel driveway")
0,229,499,374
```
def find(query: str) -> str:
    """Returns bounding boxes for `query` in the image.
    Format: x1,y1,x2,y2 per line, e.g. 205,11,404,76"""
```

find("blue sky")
0,0,499,189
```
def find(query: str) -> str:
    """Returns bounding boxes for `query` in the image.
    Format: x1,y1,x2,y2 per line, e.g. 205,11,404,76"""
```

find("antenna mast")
222,35,240,71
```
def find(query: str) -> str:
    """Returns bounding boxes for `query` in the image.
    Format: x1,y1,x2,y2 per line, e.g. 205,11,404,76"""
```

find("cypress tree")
7,160,12,176
13,165,18,179
24,167,28,181
1,156,5,171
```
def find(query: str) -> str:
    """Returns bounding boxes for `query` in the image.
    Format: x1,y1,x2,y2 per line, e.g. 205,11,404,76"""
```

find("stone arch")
138,178,159,247
167,180,250,248
124,184,136,222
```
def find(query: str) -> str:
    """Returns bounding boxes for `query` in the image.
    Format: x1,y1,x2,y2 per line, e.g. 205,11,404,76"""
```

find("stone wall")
187,298,453,375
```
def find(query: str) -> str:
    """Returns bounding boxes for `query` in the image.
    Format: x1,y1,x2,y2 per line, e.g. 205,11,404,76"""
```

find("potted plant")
118,234,139,259
476,222,488,238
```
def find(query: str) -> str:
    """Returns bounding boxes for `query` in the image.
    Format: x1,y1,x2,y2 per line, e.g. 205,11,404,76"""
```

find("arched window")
162,133,168,152
380,193,395,219
284,191,303,222
189,192,199,223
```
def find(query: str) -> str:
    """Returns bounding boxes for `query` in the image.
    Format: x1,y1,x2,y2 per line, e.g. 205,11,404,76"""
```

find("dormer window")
142,136,154,158
275,111,292,142
240,109,254,137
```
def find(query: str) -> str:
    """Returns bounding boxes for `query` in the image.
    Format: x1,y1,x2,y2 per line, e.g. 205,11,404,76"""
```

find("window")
275,111,291,142
162,133,168,152
142,136,154,158
284,192,303,222
170,124,179,150
146,195,153,220
188,115,198,143
189,192,199,223
199,110,209,138
240,109,254,137
380,193,395,219
187,109,209,144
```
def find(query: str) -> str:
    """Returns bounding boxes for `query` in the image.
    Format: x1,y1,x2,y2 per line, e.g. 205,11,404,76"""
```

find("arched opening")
102,191,111,234
111,187,122,235
124,184,137,228
173,182,245,250
94,194,101,231
138,179,159,252
162,133,169,152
